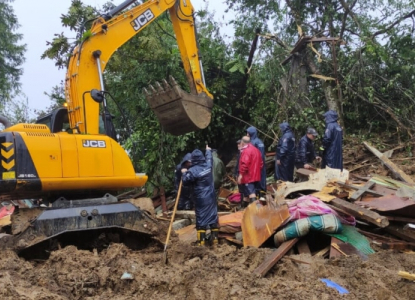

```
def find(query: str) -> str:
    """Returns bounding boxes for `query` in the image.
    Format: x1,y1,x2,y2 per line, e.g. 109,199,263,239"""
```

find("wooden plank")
296,239,311,255
336,182,386,199
398,271,415,281
253,238,299,277
313,246,330,257
330,198,389,228
330,237,346,258
350,181,376,201
385,216,415,223
363,142,415,184
384,225,415,243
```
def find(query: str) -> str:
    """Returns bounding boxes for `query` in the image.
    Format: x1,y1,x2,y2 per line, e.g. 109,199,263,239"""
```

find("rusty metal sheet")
355,195,415,217
241,198,290,248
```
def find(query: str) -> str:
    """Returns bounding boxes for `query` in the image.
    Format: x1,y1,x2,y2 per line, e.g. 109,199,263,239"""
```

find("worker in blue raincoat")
174,153,193,210
181,146,218,246
246,126,266,193
322,110,343,170
275,122,296,182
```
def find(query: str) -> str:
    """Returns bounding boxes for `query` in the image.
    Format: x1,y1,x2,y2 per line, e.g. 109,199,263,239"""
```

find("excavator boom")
66,0,213,136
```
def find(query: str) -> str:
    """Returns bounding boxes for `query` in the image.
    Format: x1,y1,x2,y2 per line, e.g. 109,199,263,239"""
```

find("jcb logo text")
131,9,155,31
82,140,106,148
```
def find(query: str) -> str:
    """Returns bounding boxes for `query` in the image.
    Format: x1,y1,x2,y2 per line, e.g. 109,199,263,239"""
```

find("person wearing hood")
295,128,321,169
246,126,266,193
174,153,193,210
181,146,218,246
275,122,296,181
322,110,343,169
212,150,225,191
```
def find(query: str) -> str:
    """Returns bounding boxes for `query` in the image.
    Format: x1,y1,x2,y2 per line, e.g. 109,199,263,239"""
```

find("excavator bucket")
144,76,213,136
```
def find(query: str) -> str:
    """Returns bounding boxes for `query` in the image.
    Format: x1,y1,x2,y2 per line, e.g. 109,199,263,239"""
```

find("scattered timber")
363,142,415,184
253,238,299,277
330,198,389,228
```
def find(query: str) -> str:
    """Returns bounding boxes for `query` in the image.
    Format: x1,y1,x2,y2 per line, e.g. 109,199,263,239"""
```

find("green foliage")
41,0,415,193
0,0,26,102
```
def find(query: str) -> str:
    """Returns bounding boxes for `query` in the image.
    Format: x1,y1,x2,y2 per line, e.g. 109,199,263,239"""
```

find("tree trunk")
305,52,345,127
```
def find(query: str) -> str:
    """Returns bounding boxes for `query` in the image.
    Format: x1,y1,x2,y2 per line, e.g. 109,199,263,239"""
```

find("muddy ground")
1,138,415,299
0,240,414,300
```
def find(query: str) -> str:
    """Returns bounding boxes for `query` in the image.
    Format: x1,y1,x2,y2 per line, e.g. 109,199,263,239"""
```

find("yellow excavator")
0,0,213,255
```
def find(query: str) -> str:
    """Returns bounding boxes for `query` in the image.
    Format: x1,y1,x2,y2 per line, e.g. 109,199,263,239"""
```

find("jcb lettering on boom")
131,9,154,31
82,140,106,148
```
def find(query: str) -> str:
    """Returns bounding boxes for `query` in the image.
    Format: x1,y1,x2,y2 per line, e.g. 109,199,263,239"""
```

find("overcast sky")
12,0,212,114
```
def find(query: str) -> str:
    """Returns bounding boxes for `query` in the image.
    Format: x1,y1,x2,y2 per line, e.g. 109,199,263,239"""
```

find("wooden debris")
331,243,348,256
336,181,386,200
398,271,415,281
175,210,231,221
253,238,299,277
127,197,155,215
331,242,368,260
363,142,415,184
330,237,346,258
175,224,196,242
313,246,330,257
224,237,243,246
386,216,415,223
330,198,389,228
283,256,311,265
385,225,415,243
276,167,349,201
381,241,415,251
0,215,11,227
296,239,311,255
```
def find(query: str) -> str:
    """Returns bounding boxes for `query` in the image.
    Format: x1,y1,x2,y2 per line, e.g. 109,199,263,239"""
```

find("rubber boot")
197,230,206,246
211,228,219,249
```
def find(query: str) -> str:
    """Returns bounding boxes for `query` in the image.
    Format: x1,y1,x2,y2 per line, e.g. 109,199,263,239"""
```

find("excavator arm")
66,0,213,136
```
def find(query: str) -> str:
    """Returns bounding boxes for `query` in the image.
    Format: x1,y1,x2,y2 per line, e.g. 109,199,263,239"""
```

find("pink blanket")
288,195,356,225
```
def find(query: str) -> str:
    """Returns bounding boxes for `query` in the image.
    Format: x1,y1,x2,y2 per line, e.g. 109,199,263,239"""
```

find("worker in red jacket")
237,136,263,207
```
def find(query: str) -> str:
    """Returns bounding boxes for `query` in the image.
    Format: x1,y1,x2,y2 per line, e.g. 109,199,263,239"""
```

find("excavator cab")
36,107,71,133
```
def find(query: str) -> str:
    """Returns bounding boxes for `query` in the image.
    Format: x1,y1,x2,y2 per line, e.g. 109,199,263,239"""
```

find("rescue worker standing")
322,110,343,170
275,122,296,182
238,136,263,207
295,128,321,169
212,150,225,192
181,146,218,246
174,153,193,210
246,126,266,193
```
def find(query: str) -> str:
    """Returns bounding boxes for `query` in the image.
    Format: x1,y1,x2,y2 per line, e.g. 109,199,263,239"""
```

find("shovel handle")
164,179,183,248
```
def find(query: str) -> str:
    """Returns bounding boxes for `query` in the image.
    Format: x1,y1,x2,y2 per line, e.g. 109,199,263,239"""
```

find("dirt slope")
0,241,414,300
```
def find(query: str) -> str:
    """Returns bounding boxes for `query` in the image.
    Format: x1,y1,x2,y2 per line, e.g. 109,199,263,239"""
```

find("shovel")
162,179,183,264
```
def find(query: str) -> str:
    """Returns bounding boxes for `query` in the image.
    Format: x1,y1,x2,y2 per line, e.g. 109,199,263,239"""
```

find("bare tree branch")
371,9,415,39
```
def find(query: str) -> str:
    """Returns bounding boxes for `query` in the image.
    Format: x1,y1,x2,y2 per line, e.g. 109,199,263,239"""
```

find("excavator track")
0,194,164,258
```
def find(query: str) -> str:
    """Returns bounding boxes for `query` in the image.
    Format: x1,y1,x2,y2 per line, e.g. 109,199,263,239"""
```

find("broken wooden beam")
253,238,299,277
384,224,415,243
296,239,311,255
313,246,330,257
336,181,386,200
330,198,389,228
363,142,415,184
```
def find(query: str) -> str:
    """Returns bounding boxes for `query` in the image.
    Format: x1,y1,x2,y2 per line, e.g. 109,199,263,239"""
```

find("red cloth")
239,144,263,184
